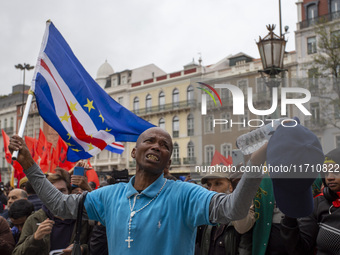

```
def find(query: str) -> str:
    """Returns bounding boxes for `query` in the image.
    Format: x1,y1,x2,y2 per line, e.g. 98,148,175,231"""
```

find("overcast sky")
0,0,298,96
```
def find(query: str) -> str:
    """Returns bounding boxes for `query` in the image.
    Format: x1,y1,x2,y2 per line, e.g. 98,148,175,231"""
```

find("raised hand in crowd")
33,219,54,240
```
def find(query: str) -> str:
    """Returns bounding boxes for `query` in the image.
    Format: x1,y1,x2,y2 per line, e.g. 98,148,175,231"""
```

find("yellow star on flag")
69,101,78,112
59,112,71,122
99,111,104,123
72,148,81,152
84,98,95,113
66,142,74,147
67,133,72,140
105,128,112,132
87,143,94,151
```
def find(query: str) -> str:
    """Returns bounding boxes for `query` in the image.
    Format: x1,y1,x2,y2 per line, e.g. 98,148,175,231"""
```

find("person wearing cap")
9,127,266,255
280,147,340,255
196,169,255,255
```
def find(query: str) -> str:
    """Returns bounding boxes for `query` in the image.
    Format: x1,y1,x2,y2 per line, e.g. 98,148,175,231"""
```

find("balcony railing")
299,11,340,29
183,157,196,164
171,158,181,165
1,127,14,135
133,99,196,116
304,119,326,130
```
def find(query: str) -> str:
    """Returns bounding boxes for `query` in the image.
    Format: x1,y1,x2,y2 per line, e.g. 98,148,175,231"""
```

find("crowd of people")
0,125,338,254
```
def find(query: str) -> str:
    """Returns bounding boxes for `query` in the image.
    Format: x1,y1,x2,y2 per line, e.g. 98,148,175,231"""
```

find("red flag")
86,169,99,189
49,148,57,173
25,136,39,162
211,150,232,166
40,142,52,173
56,136,75,171
2,129,13,164
36,128,47,155
2,129,25,185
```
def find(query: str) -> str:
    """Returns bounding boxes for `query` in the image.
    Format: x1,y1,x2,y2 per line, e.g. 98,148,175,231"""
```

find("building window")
112,78,117,86
311,102,320,124
306,3,318,20
336,135,340,148
187,141,195,158
221,143,232,158
221,112,231,131
159,91,165,110
121,75,127,84
133,97,139,113
331,0,340,13
172,116,179,138
308,68,319,92
159,118,165,129
205,115,214,133
238,111,249,130
331,30,340,49
187,85,194,103
146,94,152,112
118,97,123,105
187,114,194,136
173,142,179,159
205,145,215,165
307,37,317,54
4,119,7,128
172,88,179,107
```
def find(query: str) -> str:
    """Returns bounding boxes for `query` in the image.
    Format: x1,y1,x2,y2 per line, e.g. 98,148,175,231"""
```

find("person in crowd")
7,188,28,209
25,181,43,211
0,215,15,255
19,177,28,190
8,199,34,243
9,127,266,255
1,188,28,220
12,173,92,255
280,147,340,255
0,182,7,215
196,170,255,255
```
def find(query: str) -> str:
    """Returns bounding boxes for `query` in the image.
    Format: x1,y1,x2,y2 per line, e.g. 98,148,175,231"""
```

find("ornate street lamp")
257,24,287,78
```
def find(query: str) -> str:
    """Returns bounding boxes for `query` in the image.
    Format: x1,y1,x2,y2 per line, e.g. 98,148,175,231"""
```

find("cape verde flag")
31,21,154,162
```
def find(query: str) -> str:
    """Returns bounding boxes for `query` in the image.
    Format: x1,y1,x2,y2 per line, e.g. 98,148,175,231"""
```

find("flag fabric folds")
2,129,25,187
31,21,154,162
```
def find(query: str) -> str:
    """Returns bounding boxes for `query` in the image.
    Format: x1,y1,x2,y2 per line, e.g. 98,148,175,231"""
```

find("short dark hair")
25,181,36,195
8,199,34,219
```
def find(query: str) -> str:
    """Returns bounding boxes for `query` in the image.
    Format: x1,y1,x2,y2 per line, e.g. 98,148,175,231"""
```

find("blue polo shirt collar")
126,174,165,199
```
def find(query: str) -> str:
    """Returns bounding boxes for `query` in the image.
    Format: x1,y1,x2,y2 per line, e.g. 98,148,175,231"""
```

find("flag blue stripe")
105,145,124,155
33,22,154,162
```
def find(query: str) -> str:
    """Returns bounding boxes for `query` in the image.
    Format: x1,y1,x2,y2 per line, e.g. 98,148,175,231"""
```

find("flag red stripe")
40,59,107,150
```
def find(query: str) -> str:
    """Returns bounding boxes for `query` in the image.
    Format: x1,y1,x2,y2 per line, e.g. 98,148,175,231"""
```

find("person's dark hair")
47,174,72,194
54,167,71,184
322,147,340,202
8,199,34,219
25,181,36,195
110,169,129,183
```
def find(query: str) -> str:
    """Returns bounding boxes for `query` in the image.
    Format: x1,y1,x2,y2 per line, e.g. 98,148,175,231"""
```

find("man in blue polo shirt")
9,127,266,254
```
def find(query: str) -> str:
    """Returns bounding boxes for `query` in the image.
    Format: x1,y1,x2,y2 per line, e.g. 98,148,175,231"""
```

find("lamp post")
15,63,34,108
256,0,287,119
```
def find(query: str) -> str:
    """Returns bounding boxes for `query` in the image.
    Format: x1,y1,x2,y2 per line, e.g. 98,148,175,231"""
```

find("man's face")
10,216,27,233
206,178,233,194
132,127,173,175
53,180,69,195
8,189,26,208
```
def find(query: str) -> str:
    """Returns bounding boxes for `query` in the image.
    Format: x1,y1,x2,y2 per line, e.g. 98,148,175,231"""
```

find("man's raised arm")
209,143,267,224
8,135,86,219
